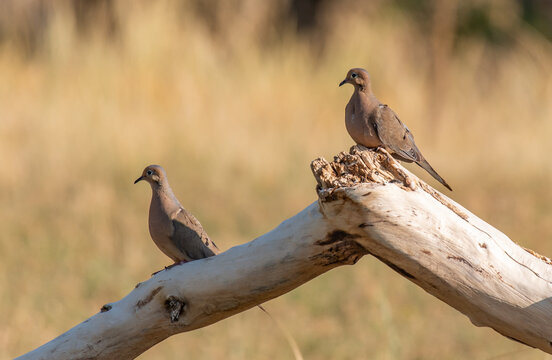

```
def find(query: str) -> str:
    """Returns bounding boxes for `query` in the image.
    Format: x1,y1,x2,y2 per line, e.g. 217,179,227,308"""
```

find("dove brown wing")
170,208,220,260
373,104,423,163
373,105,453,191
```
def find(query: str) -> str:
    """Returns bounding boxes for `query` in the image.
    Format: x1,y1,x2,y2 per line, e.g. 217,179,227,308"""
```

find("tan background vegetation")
1,1,551,358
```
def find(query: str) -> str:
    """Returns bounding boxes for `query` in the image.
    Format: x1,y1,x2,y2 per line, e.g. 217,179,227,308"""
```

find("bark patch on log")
136,286,163,309
312,230,368,266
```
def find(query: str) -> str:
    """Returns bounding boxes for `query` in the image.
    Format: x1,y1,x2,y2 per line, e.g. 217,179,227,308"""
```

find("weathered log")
17,146,552,359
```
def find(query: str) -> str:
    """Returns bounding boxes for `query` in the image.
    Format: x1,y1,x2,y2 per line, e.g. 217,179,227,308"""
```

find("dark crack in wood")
312,230,368,266
136,286,163,310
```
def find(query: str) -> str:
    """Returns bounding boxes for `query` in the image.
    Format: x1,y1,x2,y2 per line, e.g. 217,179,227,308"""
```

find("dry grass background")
1,1,551,359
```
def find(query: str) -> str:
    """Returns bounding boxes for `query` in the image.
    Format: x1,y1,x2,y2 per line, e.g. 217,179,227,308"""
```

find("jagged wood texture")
17,146,552,359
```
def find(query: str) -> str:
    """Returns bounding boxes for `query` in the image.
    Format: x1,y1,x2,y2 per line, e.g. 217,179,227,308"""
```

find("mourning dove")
339,68,452,191
135,165,304,360
134,165,220,265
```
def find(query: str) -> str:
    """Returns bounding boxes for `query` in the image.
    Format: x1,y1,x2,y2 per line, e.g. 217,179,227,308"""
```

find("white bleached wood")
16,202,363,360
17,146,552,359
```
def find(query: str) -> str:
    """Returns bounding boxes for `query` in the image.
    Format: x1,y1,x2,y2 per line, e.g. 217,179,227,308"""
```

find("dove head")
339,68,371,92
134,165,168,187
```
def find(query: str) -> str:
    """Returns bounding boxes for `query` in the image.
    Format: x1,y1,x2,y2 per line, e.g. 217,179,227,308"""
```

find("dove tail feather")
258,305,304,360
416,159,452,191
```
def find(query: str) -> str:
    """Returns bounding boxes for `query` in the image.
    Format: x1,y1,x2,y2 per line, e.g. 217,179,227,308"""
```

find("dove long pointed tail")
416,159,452,191
257,305,304,360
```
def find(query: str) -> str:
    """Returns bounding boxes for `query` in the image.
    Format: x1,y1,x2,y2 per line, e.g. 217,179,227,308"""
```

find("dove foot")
151,260,188,276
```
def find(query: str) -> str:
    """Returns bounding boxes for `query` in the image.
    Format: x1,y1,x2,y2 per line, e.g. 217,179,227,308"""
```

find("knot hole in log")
165,296,186,323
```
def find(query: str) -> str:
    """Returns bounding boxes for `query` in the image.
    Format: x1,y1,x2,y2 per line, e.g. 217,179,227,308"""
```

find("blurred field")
1,1,552,359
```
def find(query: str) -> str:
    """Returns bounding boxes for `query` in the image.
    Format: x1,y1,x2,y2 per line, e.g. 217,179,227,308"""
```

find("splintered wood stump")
312,146,552,353
17,146,552,359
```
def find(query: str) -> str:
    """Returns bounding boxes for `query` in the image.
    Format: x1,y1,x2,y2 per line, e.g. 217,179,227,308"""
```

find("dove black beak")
134,176,144,184
339,79,347,87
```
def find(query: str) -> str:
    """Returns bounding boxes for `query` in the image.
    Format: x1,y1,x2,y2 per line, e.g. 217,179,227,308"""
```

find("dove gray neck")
150,180,182,214
353,87,379,112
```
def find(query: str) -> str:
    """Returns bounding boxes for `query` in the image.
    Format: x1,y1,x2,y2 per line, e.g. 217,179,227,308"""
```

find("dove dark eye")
351,73,357,78
147,170,153,175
